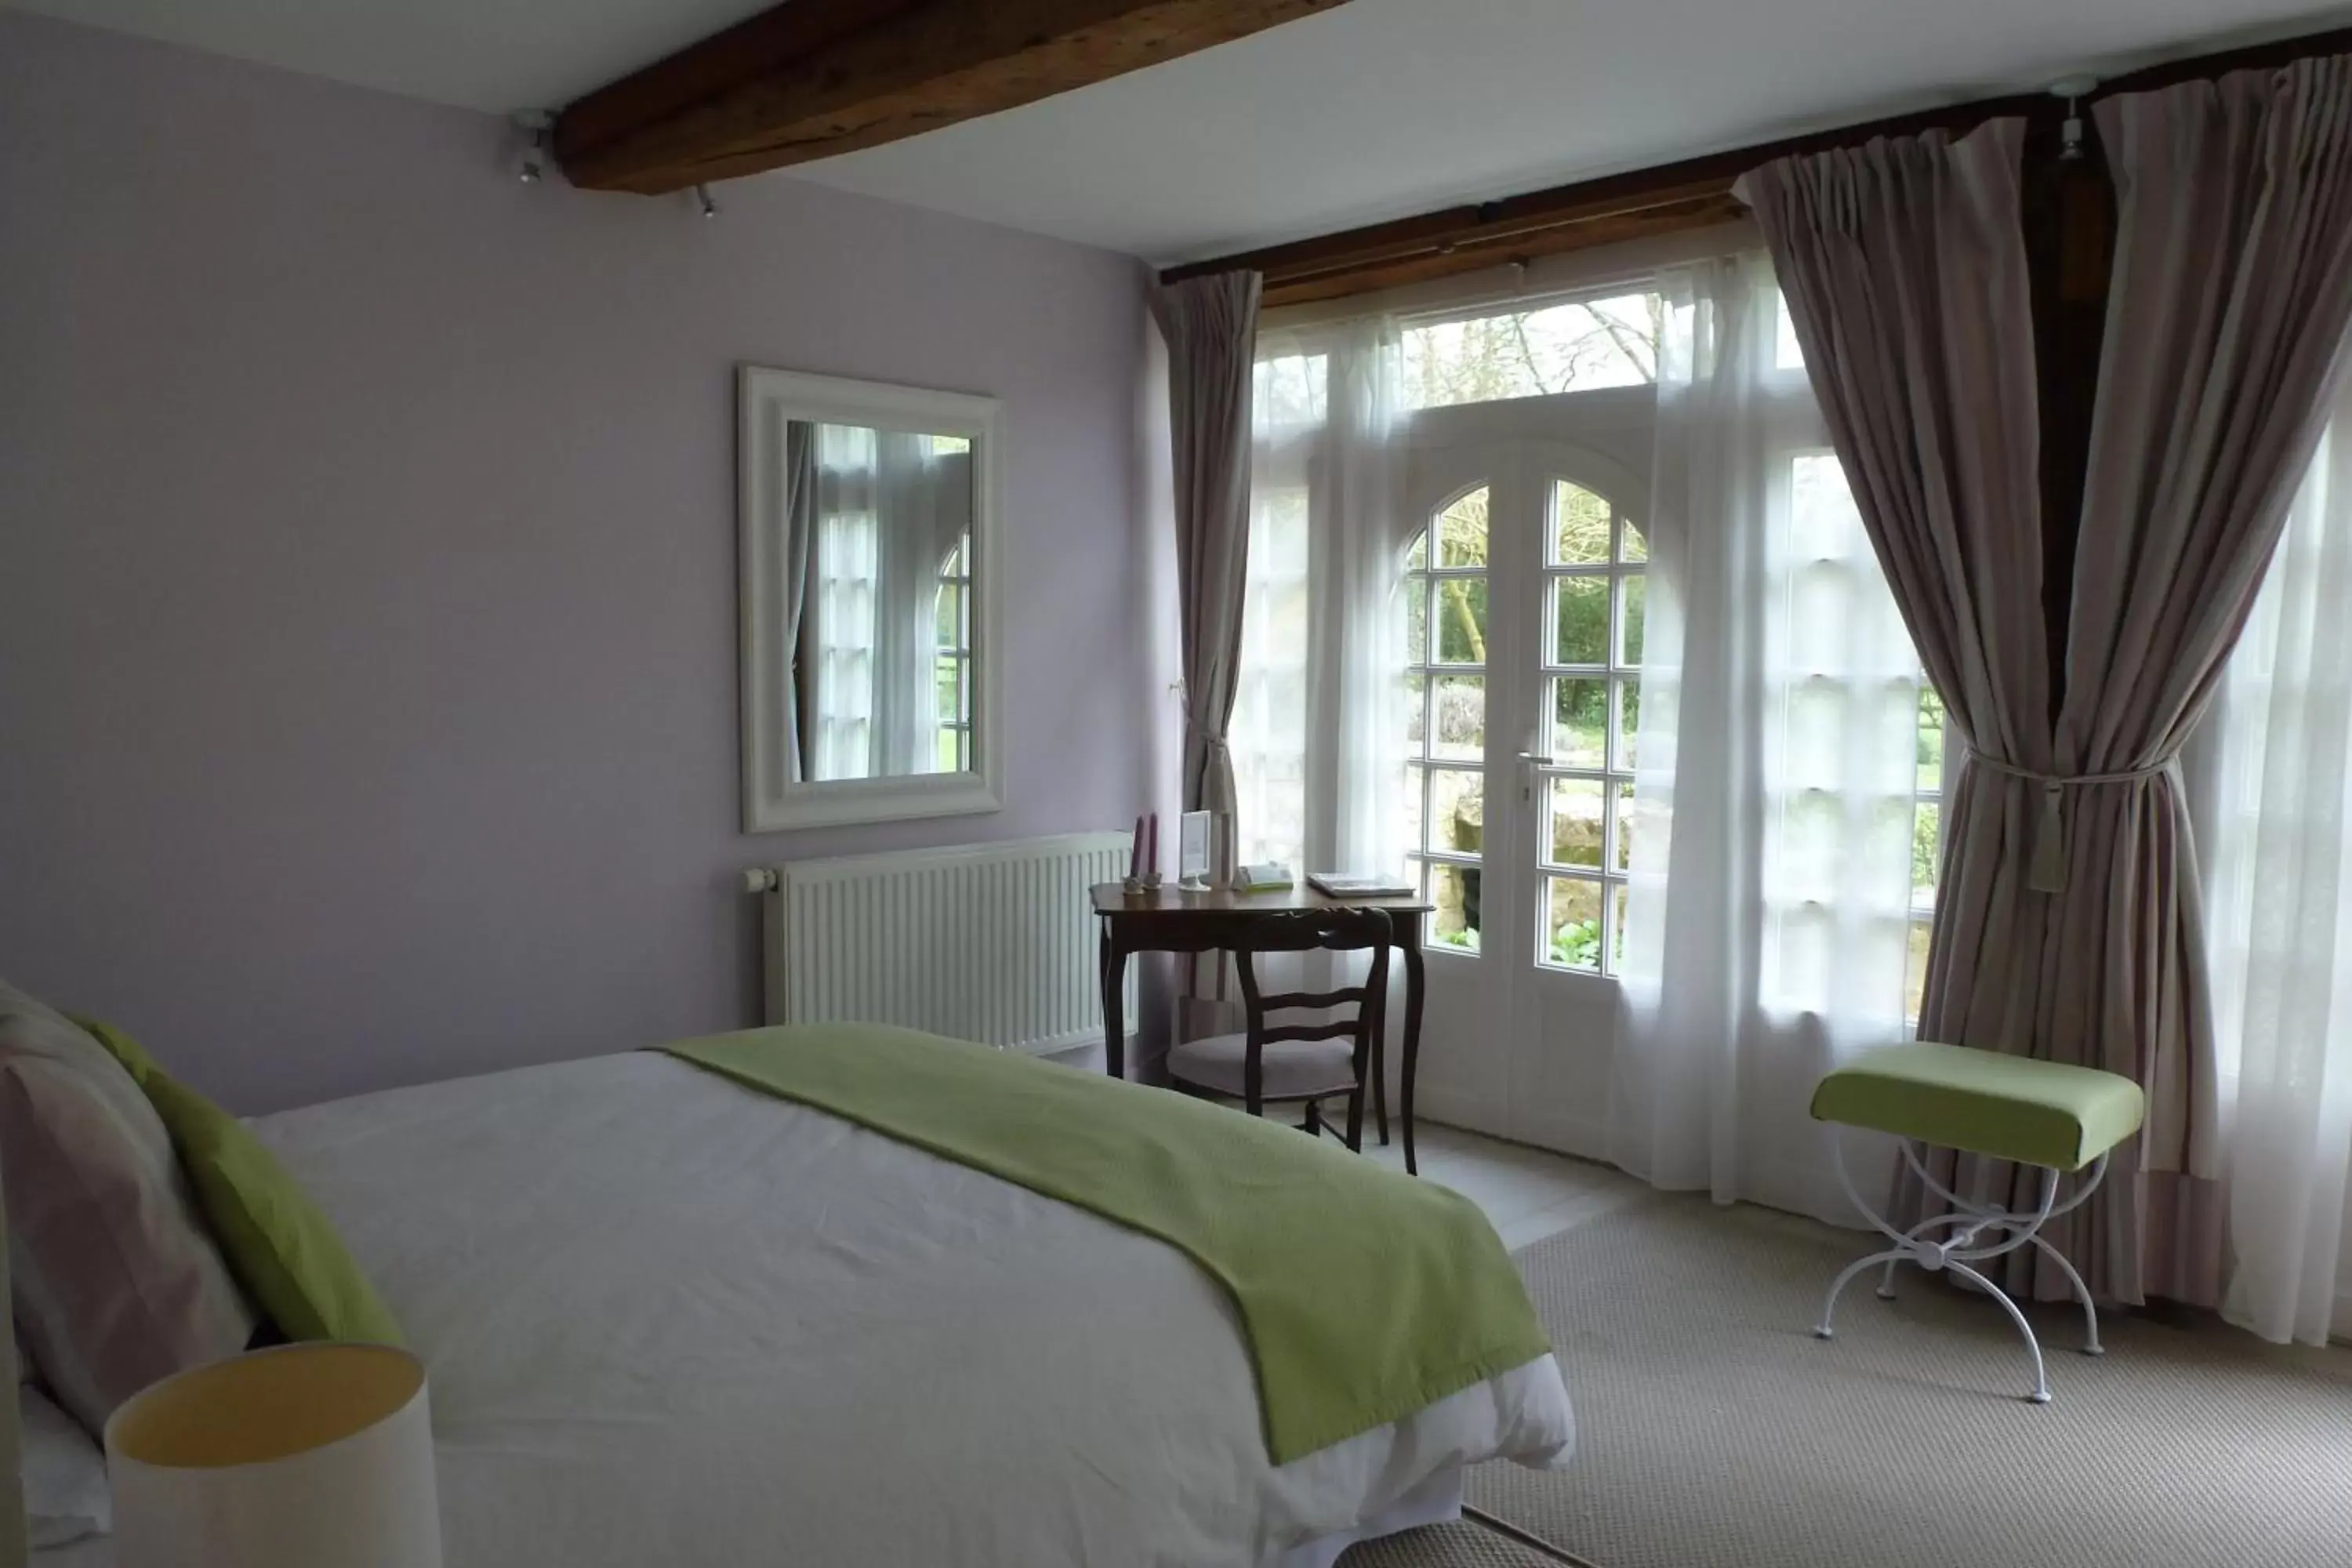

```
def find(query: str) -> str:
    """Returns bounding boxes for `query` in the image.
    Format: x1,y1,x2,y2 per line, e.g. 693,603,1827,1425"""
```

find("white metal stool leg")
1943,1260,2052,1403
1893,1140,2111,1356
1813,1135,2107,1403
2027,1232,2103,1356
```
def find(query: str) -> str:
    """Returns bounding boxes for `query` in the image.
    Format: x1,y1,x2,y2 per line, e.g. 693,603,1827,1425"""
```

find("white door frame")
1400,390,1655,1149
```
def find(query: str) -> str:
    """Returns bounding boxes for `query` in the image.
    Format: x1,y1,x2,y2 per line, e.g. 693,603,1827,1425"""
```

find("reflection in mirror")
741,366,1000,833
787,423,977,783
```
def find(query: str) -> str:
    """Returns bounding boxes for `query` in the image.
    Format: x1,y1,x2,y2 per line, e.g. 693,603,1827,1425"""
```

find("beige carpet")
1339,1517,1584,1567
1443,1192,2352,1568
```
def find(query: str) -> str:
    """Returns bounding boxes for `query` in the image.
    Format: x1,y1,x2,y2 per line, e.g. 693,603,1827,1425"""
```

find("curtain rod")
1166,21,2352,310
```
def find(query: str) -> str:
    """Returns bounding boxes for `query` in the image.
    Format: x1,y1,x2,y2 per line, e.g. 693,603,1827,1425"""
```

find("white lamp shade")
103,1342,441,1568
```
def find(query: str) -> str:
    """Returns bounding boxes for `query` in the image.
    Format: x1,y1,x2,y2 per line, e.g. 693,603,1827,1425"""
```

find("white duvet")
62,1051,1574,1566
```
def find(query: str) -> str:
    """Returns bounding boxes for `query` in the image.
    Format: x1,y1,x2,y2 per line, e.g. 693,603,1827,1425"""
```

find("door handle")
1516,752,1552,803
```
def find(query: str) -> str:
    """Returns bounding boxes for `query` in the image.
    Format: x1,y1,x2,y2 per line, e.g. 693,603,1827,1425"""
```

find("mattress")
50,1051,1573,1566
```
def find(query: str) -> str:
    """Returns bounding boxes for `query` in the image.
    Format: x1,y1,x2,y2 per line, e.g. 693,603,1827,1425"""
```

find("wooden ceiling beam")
555,0,1351,195
1171,22,2352,310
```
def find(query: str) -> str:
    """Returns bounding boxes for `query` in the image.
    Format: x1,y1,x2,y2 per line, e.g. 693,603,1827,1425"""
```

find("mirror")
740,368,1002,832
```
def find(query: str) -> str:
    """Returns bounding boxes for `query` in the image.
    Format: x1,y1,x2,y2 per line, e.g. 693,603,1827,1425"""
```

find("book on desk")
1306,872,1416,898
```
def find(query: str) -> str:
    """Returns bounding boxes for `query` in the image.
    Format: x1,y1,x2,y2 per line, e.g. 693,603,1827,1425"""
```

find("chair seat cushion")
1166,1033,1358,1101
1809,1041,2146,1172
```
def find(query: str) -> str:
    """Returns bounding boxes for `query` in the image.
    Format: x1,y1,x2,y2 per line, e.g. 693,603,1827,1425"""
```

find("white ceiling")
17,0,2352,261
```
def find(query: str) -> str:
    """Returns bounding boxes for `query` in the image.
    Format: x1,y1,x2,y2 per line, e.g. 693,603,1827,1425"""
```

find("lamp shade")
103,1342,441,1568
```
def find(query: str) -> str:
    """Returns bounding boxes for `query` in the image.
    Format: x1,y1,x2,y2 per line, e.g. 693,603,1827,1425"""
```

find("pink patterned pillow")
0,982,255,1432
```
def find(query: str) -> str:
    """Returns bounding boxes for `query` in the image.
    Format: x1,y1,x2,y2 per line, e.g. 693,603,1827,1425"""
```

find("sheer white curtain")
812,423,880,782
1314,320,1410,883
811,427,969,779
1236,321,1408,880
2199,372,2352,1346
1614,254,1920,1222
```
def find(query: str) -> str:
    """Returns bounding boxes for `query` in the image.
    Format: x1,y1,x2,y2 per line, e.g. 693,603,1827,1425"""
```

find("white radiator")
746,832,1135,1055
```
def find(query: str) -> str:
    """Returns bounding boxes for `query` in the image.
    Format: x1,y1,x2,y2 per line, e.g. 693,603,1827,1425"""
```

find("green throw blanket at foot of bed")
660,1025,1553,1464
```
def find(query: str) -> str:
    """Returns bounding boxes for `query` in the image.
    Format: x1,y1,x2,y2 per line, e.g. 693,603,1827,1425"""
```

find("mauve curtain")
1735,120,2068,1260
1152,271,1263,815
1740,60,2352,1305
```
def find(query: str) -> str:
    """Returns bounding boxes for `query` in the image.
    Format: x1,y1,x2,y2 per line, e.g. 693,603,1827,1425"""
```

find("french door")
1398,394,1653,1150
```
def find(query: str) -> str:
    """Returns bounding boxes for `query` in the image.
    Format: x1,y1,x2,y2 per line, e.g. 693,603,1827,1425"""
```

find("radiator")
746,832,1135,1055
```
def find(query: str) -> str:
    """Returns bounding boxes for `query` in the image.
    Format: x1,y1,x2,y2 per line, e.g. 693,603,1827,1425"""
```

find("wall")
0,13,1156,1112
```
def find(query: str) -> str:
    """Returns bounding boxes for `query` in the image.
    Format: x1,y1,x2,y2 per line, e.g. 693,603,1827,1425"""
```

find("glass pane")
1917,683,1946,793
1913,800,1941,898
1553,482,1611,564
1620,516,1648,564
935,583,959,647
1267,667,1305,746
1613,678,1639,771
1791,452,1862,562
1405,529,1428,572
1548,777,1606,867
1554,576,1609,664
1400,292,1664,410
1610,881,1630,971
1775,294,1806,371
1778,788,1840,904
1436,578,1489,665
935,655,958,722
1402,764,1425,862
1428,768,1484,855
1620,575,1646,666
1545,877,1604,971
1432,676,1484,760
1404,672,1427,756
936,728,960,772
1403,577,1428,663
1613,779,1636,873
1436,488,1490,568
1906,916,1933,1021
1427,862,1483,951
1552,677,1606,766
943,539,964,574
1254,354,1330,429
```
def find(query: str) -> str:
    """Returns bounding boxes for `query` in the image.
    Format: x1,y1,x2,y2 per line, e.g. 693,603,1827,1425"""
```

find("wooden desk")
1092,884,1437,1174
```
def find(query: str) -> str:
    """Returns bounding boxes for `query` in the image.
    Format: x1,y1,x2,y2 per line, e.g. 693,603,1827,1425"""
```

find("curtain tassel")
1965,752,2180,898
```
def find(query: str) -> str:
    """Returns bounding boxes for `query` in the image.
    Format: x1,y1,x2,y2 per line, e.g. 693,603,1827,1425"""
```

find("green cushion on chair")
1809,1042,2145,1172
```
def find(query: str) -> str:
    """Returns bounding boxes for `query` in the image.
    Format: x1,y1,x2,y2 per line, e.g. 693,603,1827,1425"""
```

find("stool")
1807,1041,2146,1404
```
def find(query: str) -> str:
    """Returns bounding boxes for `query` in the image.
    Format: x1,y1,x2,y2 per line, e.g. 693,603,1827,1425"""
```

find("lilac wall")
0,13,1156,1112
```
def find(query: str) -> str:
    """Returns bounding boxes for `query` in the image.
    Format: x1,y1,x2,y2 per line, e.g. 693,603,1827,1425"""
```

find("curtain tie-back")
1962,751,2180,895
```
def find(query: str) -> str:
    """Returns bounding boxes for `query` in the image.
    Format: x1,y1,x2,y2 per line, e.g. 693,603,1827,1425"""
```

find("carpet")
1339,1516,1588,1567
1455,1192,2352,1568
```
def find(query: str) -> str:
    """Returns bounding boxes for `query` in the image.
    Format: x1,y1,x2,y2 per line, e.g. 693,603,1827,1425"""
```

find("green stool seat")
1809,1042,2144,1171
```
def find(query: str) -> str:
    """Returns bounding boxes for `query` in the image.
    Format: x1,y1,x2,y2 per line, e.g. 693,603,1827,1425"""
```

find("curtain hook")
511,109,554,185
2049,75,2100,162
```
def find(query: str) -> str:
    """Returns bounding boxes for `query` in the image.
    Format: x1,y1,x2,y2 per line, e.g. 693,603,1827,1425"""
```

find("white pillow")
21,1384,110,1548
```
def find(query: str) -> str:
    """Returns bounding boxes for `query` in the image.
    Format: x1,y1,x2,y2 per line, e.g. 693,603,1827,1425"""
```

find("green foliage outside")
1914,685,1946,891
1549,918,1601,967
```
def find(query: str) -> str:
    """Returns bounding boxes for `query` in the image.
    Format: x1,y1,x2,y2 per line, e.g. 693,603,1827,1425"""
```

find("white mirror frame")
739,366,1006,833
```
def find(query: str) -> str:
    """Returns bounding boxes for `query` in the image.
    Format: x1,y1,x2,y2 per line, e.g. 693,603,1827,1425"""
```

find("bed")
36,1047,1574,1567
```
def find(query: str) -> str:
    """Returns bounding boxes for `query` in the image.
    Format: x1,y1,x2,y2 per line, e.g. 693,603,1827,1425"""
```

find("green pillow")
74,1017,404,1347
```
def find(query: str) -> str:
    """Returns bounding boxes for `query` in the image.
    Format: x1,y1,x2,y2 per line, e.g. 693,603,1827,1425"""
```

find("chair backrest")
1231,909,1393,1102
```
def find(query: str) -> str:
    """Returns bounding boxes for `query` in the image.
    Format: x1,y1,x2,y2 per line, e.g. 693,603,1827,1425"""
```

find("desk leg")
1399,916,1425,1177
1099,922,1126,1081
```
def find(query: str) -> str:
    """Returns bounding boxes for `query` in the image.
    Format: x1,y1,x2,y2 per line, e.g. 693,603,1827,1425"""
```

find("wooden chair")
1163,908,1392,1151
